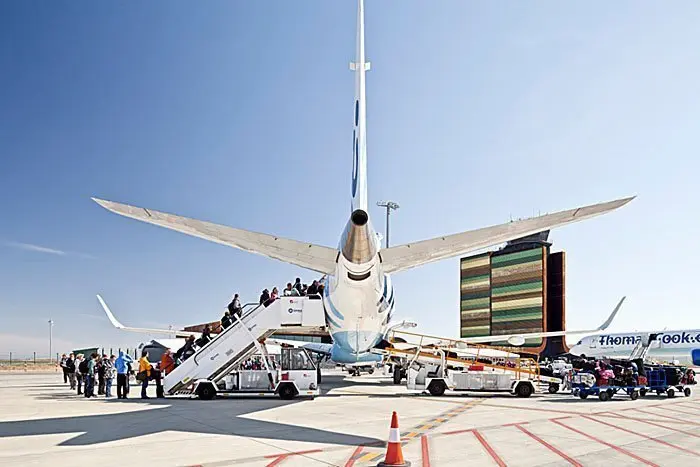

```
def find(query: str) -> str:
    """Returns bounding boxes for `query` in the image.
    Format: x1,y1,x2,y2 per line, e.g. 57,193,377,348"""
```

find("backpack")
78,360,88,374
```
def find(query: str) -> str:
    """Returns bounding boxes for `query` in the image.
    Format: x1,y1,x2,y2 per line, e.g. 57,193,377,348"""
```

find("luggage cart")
571,373,643,401
645,367,692,398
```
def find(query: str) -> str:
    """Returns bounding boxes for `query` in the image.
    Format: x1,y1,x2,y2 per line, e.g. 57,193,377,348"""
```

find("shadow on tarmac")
0,374,382,447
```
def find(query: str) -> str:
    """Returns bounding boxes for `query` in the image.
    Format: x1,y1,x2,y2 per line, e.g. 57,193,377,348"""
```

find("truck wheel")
393,367,403,385
579,392,588,400
548,383,560,394
428,380,447,397
516,382,533,398
640,388,647,397
368,368,375,375
684,387,691,397
196,383,216,401
667,388,675,398
278,384,297,400
599,391,610,402
630,391,639,401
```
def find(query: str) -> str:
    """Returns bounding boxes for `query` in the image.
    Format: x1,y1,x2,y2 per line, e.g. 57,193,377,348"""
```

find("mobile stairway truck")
163,296,326,400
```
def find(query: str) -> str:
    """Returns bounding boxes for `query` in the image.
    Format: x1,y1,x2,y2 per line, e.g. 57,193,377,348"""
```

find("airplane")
92,0,634,365
569,329,700,367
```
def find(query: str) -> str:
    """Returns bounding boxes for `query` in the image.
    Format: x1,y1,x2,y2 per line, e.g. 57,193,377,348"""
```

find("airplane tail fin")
350,0,369,214
596,296,626,331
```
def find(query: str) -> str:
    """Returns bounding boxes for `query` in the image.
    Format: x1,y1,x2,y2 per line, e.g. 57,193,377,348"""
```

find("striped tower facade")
460,245,556,351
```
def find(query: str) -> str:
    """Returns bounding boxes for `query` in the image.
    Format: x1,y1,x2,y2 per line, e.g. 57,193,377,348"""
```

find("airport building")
459,231,567,356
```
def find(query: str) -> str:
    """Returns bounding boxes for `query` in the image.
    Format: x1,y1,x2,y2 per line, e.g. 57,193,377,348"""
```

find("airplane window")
575,340,582,346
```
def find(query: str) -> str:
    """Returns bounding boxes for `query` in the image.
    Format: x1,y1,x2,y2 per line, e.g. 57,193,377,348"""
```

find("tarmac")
1,371,699,466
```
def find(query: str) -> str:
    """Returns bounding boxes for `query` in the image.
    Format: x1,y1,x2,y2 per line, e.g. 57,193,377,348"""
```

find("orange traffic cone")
377,411,411,466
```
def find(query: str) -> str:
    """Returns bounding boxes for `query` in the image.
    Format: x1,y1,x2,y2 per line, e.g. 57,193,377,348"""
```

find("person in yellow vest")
138,351,152,399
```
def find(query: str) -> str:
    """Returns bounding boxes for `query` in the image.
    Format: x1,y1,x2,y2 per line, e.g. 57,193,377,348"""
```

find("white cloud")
4,241,67,256
2,241,96,259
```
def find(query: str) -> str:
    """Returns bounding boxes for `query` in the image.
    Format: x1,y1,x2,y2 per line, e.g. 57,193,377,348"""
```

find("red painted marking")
604,412,700,438
515,425,582,466
264,449,323,467
344,446,364,467
480,403,581,415
551,419,659,466
661,406,700,417
472,430,507,467
421,435,431,467
637,408,700,425
443,428,474,436
581,415,700,457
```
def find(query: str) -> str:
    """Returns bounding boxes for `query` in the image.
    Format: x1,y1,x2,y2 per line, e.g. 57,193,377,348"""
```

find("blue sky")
1,1,699,355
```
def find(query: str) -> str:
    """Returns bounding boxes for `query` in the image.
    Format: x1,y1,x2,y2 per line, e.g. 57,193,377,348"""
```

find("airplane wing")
266,337,333,357
97,294,200,339
461,296,626,346
92,198,338,275
380,197,634,274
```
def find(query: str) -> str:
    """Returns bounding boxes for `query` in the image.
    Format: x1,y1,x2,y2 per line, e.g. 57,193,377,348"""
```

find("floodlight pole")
48,319,54,362
376,201,400,248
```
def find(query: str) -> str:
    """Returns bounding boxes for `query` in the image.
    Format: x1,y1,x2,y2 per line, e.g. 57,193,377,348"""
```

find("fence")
0,348,141,367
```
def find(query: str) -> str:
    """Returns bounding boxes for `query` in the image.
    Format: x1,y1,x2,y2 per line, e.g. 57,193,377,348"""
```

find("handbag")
136,370,148,382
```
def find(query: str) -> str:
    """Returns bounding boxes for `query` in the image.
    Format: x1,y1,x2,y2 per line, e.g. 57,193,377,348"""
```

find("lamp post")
48,319,54,363
376,201,400,248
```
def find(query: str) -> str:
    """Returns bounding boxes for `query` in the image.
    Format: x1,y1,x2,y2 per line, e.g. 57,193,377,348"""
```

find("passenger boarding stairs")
163,296,326,395
629,333,659,361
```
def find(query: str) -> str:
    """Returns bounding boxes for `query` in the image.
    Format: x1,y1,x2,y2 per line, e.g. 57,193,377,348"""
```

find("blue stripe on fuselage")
323,285,344,321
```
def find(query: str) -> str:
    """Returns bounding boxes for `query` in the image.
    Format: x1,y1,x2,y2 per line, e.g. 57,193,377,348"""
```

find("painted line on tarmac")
657,405,700,417
677,402,700,411
635,408,700,425
602,412,700,438
581,414,700,457
476,402,586,416
514,424,582,466
265,449,324,467
472,430,507,467
343,399,484,465
421,435,431,467
343,446,365,467
551,418,659,467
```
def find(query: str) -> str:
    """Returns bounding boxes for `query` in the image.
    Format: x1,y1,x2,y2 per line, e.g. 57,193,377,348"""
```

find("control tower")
459,230,567,357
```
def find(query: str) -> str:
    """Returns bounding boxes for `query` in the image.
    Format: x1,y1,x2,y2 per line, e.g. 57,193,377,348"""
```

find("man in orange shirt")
160,349,175,376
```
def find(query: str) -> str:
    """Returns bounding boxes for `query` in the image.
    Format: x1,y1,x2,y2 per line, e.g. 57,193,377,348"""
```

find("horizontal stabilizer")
462,296,625,345
381,196,635,274
92,198,338,274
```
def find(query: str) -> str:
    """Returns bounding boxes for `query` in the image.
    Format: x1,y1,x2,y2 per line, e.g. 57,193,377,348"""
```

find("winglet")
596,296,625,331
97,294,125,329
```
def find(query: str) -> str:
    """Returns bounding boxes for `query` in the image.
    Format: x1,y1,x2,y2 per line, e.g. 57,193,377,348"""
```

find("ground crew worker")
139,351,152,399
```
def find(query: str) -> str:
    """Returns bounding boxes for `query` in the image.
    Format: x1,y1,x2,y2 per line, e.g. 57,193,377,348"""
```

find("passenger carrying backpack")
78,360,88,374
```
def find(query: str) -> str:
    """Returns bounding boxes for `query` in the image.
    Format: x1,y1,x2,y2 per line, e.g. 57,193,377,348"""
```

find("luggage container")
645,366,692,398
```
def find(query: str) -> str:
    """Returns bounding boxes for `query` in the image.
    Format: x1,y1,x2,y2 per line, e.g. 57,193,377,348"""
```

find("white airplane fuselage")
322,218,393,362
569,330,700,367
